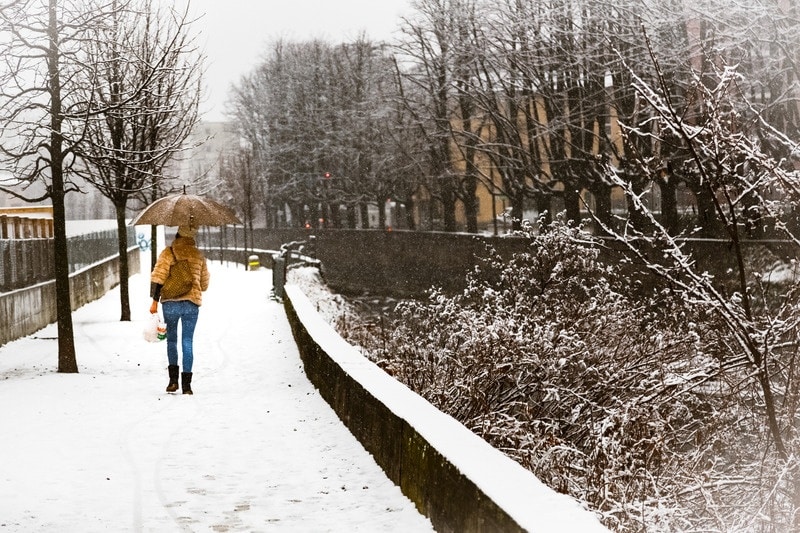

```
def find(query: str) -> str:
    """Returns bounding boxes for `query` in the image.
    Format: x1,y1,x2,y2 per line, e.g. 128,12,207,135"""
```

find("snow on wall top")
284,283,609,533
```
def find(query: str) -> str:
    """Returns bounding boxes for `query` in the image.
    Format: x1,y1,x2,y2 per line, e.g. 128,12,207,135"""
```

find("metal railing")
0,228,136,293
271,239,319,300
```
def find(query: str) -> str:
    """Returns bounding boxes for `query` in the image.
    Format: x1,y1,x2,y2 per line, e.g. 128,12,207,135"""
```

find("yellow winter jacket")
150,236,210,306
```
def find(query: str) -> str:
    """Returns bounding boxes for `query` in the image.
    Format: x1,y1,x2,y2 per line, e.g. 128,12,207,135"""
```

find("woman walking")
149,225,210,394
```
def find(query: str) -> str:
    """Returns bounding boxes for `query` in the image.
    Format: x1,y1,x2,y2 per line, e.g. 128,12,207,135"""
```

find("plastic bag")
143,313,167,343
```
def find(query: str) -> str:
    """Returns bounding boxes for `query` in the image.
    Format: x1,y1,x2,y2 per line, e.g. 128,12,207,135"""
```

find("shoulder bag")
161,246,194,299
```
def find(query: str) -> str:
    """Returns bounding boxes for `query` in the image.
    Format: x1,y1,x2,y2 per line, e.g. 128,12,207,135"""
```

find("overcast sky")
173,0,413,122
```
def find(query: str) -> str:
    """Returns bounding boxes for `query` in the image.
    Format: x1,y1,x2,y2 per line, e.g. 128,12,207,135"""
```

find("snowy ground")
0,252,435,532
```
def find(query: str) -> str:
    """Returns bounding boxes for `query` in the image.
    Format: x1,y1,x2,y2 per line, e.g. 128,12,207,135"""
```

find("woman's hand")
149,300,158,314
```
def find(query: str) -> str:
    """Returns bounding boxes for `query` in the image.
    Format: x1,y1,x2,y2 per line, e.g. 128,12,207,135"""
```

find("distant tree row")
226,0,800,237
225,37,411,233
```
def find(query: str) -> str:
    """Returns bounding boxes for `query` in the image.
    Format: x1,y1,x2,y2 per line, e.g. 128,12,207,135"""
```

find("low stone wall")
199,227,312,253
200,228,530,297
0,247,140,347
283,284,608,533
244,228,796,298
314,229,530,296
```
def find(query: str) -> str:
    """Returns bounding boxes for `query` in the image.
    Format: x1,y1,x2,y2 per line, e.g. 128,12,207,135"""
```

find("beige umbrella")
131,192,242,227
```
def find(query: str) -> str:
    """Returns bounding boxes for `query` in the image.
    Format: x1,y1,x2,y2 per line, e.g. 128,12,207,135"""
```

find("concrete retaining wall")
283,284,608,533
238,228,796,298
313,229,530,296
196,228,530,297
0,247,140,347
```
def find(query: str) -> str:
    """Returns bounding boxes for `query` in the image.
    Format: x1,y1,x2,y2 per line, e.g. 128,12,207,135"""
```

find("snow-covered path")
0,257,434,532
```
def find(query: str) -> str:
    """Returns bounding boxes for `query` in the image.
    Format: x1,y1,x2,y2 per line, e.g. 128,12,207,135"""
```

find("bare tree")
0,0,131,372
395,0,465,231
385,61,431,230
593,31,800,528
229,36,405,230
331,37,403,229
76,0,202,321
219,145,257,248
243,39,335,228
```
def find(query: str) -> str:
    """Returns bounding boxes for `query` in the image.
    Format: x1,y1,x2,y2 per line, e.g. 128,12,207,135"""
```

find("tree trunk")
461,113,479,233
329,202,342,228
359,202,369,229
658,174,679,235
52,185,77,373
263,199,272,229
377,195,387,229
441,178,457,232
115,202,131,321
511,195,525,232
591,184,613,234
150,225,158,271
405,197,416,230
49,0,77,373
291,203,303,228
308,201,320,229
464,173,478,233
692,185,721,237
563,186,581,225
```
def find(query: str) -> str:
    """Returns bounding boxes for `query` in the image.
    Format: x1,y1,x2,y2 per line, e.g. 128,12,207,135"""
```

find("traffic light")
323,172,331,179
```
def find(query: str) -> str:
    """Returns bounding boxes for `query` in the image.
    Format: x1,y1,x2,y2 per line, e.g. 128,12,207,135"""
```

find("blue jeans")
162,300,200,373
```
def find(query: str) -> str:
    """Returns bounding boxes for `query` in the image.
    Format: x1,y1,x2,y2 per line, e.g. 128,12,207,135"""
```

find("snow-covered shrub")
289,215,800,530
344,219,800,532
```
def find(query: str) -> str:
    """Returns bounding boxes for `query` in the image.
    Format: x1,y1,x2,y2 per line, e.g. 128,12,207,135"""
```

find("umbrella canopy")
130,193,242,227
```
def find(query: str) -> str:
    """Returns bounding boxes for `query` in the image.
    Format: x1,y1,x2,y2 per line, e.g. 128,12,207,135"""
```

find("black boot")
166,365,179,393
181,372,193,395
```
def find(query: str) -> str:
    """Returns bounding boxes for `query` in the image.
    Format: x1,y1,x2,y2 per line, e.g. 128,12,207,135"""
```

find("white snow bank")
284,283,609,533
